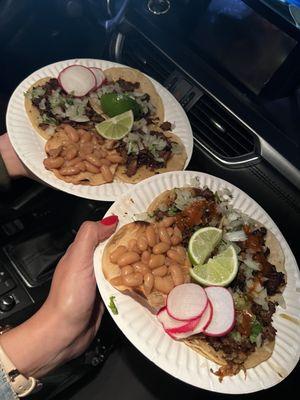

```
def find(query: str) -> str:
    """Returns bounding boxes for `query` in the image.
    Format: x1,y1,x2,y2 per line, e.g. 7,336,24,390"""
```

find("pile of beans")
43,124,124,181
109,217,191,296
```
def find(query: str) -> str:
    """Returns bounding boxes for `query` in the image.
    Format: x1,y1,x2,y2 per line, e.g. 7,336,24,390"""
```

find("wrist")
0,304,70,378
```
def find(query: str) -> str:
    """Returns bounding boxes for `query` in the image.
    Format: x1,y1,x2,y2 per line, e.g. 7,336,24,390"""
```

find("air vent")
189,96,257,160
120,32,258,162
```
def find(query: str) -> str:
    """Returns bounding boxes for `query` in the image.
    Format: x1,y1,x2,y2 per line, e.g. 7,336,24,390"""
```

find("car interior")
0,0,299,399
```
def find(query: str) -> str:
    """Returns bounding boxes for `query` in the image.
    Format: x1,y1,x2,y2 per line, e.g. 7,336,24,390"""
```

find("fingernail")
100,215,119,226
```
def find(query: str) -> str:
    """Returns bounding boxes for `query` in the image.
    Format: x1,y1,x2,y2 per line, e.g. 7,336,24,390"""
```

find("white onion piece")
223,230,247,242
58,65,96,97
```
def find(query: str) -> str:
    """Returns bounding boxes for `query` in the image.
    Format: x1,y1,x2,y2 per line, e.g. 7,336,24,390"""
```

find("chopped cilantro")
109,296,118,315
250,319,262,343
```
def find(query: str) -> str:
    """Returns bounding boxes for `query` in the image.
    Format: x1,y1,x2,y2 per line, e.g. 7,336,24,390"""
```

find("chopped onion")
133,212,151,222
256,333,262,348
253,288,269,310
243,255,261,271
223,230,247,242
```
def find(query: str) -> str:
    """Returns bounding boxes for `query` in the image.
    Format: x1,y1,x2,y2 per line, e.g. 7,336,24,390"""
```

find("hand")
0,133,29,178
0,216,118,378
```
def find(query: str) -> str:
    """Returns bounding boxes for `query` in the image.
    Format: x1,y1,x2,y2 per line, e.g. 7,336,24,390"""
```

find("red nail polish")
100,215,119,226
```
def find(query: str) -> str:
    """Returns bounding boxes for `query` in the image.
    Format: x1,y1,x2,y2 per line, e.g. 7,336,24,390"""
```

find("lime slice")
188,227,222,266
190,245,238,287
100,93,142,118
95,110,134,140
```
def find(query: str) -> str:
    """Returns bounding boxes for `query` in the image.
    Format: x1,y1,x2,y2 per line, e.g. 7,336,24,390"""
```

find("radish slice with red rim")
191,300,213,335
203,287,235,337
157,307,200,333
89,67,106,89
167,283,208,321
58,65,96,97
166,301,213,340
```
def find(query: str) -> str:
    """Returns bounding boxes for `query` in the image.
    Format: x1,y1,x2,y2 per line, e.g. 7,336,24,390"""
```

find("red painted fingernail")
100,215,119,226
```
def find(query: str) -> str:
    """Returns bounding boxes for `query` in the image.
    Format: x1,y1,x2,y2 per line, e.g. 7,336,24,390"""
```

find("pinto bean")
167,249,185,264
122,272,143,287
176,246,186,259
137,236,148,252
65,146,78,161
118,251,140,267
110,245,127,263
154,276,174,294
153,242,170,254
146,225,157,247
100,158,111,166
85,154,102,167
158,226,171,244
63,157,82,167
171,234,182,246
84,161,100,173
107,154,124,164
95,148,107,157
59,165,81,176
133,262,150,275
169,264,184,286
79,142,94,156
152,266,168,277
143,272,154,296
148,254,165,269
128,239,139,252
110,275,123,286
121,265,134,276
101,165,113,182
76,161,86,172
79,130,92,143
92,133,103,144
104,139,117,150
164,257,173,266
43,157,64,169
162,216,175,227
167,227,174,236
173,226,182,238
64,125,80,142
48,146,62,158
141,250,151,265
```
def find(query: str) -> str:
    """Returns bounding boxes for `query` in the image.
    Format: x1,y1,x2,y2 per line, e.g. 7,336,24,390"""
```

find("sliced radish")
166,301,213,340
191,300,213,335
167,283,208,321
89,67,106,89
58,65,96,97
203,287,235,337
157,307,200,333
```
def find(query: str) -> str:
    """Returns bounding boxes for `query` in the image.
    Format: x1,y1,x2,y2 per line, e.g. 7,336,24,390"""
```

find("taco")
147,186,286,379
24,66,164,141
115,130,187,184
102,184,286,379
24,76,105,140
89,67,164,122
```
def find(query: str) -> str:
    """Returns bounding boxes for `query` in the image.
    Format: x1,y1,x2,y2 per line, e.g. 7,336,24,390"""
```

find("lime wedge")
100,93,142,118
190,245,238,287
188,227,222,266
95,110,134,140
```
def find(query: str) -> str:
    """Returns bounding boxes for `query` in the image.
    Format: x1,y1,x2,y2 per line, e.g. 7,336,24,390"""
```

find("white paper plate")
94,170,300,394
6,58,193,201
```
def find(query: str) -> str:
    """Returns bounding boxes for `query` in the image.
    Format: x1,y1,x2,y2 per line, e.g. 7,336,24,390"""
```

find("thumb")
67,216,118,265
